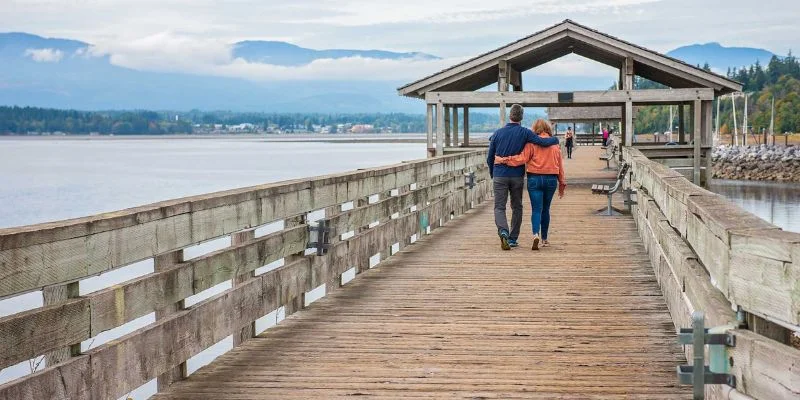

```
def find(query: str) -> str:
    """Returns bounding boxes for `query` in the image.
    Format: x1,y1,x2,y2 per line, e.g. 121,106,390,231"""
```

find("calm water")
0,138,424,228
0,138,424,397
709,179,800,233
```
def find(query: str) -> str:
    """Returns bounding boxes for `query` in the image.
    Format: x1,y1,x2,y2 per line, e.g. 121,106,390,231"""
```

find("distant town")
196,122,390,135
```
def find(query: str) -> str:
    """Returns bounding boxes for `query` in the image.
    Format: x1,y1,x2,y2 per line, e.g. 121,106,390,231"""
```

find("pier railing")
0,150,490,399
624,147,800,399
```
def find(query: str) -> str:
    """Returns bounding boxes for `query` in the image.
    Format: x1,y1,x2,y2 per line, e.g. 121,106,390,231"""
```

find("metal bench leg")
607,194,613,216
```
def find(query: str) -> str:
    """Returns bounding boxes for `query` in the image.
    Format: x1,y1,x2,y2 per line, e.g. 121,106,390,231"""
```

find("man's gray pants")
493,176,524,240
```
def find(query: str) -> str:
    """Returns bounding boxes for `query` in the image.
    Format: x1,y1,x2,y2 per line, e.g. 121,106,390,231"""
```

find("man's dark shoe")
508,239,519,248
499,230,511,250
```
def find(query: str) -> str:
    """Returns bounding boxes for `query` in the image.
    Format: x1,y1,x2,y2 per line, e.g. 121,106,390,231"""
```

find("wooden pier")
153,147,687,399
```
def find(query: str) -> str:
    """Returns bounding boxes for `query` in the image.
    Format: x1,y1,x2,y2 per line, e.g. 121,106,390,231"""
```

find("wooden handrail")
0,150,491,399
623,146,800,399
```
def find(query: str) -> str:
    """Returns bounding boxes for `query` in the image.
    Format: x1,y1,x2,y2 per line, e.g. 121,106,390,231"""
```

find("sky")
3,0,799,81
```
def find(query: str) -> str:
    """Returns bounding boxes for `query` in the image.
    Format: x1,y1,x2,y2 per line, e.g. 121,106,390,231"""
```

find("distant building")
350,124,375,133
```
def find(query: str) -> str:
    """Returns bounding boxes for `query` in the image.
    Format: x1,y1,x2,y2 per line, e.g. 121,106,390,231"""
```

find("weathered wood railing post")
283,214,307,318
232,230,256,346
155,249,186,391
42,281,81,367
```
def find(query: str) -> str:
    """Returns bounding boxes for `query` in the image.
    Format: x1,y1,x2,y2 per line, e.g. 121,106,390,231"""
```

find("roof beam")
399,29,569,97
425,88,714,107
565,27,736,92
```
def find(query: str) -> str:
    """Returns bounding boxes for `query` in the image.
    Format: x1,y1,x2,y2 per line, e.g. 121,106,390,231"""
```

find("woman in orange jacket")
494,119,566,250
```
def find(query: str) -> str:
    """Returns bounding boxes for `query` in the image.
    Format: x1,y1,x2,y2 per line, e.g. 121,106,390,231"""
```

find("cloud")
67,30,625,82
87,32,232,71
216,56,465,81
23,48,64,63
84,31,461,81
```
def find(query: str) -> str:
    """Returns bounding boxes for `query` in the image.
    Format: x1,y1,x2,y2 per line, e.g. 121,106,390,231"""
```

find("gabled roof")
398,20,742,98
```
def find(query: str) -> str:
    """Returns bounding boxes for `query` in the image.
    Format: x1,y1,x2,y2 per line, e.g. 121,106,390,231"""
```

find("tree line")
633,53,800,135
0,108,508,135
0,108,193,135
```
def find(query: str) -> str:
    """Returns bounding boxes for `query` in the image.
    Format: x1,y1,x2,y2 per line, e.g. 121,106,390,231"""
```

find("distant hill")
233,41,437,66
0,32,778,112
0,32,432,112
666,42,775,71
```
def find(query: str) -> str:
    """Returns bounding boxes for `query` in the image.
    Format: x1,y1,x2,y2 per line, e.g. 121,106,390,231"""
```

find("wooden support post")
678,104,686,144
624,101,634,147
43,282,80,367
444,106,451,147
232,230,256,346
156,249,186,391
436,102,445,156
701,100,713,187
498,60,509,125
622,57,634,90
463,106,470,146
498,60,509,92
452,107,459,147
426,104,434,157
509,65,522,91
693,100,702,186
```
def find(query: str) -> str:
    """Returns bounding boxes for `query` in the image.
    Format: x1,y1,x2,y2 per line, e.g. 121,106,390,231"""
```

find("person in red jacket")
494,119,566,250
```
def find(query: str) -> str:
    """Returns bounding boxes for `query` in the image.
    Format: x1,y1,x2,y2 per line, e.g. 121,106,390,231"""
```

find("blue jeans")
527,174,558,240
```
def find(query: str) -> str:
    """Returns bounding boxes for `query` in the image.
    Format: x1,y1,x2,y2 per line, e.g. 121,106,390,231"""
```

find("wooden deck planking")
154,146,690,399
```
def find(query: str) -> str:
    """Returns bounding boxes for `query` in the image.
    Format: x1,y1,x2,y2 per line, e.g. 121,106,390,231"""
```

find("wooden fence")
0,150,490,399
624,146,800,399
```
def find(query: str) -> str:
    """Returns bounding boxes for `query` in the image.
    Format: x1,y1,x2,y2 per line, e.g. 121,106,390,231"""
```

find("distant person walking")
565,127,575,159
495,119,566,250
487,105,559,250
602,127,609,146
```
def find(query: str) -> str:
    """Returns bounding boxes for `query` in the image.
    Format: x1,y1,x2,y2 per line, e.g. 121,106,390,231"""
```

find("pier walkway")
154,147,689,399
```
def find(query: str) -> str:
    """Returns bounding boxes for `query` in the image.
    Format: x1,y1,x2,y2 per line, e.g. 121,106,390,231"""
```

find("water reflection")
709,180,800,233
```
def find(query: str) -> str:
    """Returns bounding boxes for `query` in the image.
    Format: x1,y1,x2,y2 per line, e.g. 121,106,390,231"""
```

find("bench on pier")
599,145,617,169
592,162,632,216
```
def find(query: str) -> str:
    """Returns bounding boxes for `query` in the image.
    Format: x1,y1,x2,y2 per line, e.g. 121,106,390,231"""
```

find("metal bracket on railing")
622,188,637,209
464,171,476,189
307,219,332,256
677,312,736,399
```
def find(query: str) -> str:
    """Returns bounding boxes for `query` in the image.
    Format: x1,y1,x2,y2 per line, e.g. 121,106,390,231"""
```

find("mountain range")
0,32,777,113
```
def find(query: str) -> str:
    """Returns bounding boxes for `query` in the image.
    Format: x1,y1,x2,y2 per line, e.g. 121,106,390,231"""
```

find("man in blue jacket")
487,104,558,250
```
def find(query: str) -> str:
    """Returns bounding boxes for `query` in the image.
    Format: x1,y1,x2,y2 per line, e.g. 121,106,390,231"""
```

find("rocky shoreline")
712,145,800,182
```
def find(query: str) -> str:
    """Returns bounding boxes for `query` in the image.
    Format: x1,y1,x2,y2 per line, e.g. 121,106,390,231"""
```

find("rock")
712,144,800,182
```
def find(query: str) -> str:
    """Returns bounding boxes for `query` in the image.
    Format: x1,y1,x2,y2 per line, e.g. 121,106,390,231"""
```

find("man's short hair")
509,104,524,122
